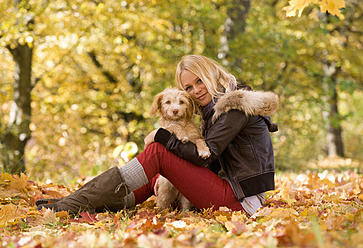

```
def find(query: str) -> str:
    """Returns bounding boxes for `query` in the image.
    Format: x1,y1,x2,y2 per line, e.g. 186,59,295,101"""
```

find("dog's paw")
198,148,211,159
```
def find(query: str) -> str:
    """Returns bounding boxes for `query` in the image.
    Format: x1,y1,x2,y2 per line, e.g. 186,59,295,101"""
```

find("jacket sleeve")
154,110,248,166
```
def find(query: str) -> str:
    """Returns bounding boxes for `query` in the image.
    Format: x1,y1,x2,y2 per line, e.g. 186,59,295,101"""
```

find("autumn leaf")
9,177,28,191
0,170,362,247
0,204,22,227
319,0,345,18
277,220,317,247
79,211,98,224
224,221,246,235
0,173,14,184
41,208,57,225
283,0,346,19
283,0,311,17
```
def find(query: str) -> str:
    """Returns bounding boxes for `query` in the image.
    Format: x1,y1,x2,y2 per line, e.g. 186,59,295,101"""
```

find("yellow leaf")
0,187,21,198
345,212,355,221
56,211,70,219
219,206,231,212
283,0,312,17
20,172,28,181
307,206,319,217
94,221,105,228
0,173,14,183
283,0,345,19
215,215,228,223
231,211,247,222
0,204,22,227
10,177,28,191
300,208,309,217
285,197,296,206
27,210,41,216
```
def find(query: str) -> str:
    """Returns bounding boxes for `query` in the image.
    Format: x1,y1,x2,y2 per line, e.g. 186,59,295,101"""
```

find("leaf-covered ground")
0,169,362,248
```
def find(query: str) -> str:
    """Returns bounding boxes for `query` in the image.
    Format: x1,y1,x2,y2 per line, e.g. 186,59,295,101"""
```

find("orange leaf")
10,178,28,191
0,204,22,227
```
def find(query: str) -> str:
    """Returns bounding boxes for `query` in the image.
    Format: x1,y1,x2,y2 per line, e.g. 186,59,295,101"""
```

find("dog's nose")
173,109,179,115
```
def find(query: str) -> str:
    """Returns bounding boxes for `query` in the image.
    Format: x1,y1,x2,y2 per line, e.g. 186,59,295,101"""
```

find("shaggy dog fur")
149,88,210,210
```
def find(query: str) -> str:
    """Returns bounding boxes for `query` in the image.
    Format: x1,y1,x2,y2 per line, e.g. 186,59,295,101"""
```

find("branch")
87,51,117,83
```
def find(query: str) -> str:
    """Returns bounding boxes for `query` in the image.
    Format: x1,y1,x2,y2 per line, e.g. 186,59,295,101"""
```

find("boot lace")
115,182,129,207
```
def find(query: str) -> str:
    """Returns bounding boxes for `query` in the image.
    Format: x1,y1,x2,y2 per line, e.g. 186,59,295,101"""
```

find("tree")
0,0,34,174
0,0,225,180
282,0,362,158
231,0,362,168
218,0,251,79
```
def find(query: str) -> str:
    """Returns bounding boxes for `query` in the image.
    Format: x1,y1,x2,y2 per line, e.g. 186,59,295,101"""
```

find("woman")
37,55,278,216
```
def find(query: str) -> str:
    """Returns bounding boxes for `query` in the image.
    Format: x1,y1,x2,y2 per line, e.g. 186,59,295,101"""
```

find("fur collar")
212,89,279,123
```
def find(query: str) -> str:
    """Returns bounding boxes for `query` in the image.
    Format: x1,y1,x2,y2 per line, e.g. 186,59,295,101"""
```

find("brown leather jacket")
155,88,279,201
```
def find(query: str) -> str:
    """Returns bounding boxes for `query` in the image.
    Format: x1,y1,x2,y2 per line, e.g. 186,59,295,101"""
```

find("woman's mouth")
197,93,207,100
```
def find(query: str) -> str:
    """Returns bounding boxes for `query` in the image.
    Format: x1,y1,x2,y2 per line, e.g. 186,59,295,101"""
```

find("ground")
0,167,362,247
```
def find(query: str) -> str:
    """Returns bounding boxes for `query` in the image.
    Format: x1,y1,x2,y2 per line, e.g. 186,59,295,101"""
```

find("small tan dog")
150,88,211,210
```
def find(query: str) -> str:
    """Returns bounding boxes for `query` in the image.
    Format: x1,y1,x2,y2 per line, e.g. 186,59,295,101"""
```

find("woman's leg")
119,143,243,211
132,175,159,204
38,142,243,213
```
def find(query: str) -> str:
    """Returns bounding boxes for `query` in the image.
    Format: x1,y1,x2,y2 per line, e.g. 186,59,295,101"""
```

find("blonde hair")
175,55,237,99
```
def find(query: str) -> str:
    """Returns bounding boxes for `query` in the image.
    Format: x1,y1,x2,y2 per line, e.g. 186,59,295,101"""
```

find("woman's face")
180,70,212,106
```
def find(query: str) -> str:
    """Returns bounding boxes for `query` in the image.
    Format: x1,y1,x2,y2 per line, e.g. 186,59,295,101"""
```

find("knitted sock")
118,158,149,192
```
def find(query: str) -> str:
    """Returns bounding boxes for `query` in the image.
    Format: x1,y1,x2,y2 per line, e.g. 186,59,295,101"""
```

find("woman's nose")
195,85,202,92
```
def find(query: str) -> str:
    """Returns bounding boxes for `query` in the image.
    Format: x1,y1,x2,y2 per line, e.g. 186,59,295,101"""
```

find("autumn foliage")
0,170,362,247
284,0,346,19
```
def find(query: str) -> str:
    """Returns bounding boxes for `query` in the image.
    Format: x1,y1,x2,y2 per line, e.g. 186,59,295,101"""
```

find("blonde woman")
37,55,278,216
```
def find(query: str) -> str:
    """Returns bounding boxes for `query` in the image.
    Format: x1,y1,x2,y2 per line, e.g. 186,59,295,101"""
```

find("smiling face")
180,70,212,106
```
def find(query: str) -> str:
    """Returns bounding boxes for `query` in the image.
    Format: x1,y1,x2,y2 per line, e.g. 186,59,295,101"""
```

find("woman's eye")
197,79,203,84
185,86,192,92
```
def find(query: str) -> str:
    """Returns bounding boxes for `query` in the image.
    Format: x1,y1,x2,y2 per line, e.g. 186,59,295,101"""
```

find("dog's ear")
149,91,164,116
184,93,195,119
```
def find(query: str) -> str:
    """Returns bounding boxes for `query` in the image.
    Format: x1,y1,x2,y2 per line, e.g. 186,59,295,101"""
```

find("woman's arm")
155,110,248,166
144,129,159,149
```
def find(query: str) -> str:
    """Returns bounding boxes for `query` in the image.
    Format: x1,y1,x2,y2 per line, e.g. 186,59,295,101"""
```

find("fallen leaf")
79,211,98,224
0,204,22,227
224,221,246,235
42,208,57,224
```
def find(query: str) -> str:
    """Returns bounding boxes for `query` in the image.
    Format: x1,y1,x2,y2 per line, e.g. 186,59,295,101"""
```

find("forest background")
0,0,362,183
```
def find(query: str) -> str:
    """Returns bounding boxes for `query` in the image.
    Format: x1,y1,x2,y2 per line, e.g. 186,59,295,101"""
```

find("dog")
149,88,211,210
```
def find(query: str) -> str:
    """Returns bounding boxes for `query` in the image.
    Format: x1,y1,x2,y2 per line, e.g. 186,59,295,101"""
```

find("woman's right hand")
144,129,159,149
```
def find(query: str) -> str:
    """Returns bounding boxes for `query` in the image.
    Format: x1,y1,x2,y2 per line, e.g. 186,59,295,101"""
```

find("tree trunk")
1,43,33,174
326,87,344,157
322,61,344,158
0,0,34,174
219,0,251,75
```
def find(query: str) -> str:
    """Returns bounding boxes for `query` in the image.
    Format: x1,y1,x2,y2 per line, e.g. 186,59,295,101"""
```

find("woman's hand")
144,129,159,149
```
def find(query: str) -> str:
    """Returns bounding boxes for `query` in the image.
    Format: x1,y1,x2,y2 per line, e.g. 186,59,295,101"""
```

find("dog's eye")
180,100,184,104
165,101,171,104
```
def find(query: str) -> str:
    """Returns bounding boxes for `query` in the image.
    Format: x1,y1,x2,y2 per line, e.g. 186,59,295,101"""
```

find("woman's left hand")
144,129,159,149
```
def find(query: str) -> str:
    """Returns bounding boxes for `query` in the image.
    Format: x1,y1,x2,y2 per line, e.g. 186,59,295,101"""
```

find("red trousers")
132,143,244,211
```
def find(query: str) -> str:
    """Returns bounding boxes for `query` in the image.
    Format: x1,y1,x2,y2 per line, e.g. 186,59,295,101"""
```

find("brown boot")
37,167,128,215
